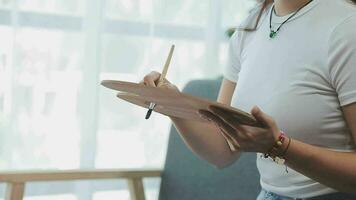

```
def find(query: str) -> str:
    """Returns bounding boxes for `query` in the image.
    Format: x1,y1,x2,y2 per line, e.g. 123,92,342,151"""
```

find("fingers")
139,70,180,92
199,110,259,151
208,106,243,130
219,127,241,151
250,106,278,128
250,106,280,139
198,110,241,142
199,109,264,142
251,106,268,127
156,78,171,87
198,110,240,151
199,107,280,152
222,133,239,152
143,71,161,87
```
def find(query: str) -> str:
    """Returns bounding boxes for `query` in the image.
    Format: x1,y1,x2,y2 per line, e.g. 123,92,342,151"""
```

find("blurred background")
0,0,255,199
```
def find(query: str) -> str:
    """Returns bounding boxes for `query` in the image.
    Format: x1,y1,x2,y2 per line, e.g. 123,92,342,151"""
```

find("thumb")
157,78,170,87
251,106,274,128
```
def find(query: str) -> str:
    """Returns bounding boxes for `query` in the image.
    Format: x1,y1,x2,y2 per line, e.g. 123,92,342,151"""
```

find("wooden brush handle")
158,44,175,86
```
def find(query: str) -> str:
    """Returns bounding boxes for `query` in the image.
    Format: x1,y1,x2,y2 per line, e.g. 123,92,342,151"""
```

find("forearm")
284,138,356,194
169,116,240,168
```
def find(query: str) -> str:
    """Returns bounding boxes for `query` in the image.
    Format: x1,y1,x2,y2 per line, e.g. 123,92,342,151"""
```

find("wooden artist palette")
101,80,262,127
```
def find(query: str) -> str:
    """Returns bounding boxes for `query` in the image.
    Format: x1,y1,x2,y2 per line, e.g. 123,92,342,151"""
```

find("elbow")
212,157,238,170
212,151,241,169
214,163,230,170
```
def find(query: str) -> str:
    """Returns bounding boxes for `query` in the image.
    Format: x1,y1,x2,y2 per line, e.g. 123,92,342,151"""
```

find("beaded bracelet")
262,131,291,171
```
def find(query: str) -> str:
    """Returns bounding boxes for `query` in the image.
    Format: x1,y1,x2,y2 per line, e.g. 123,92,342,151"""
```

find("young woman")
140,0,356,199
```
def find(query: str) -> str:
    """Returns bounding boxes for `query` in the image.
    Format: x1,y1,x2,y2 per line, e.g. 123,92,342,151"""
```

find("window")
0,0,255,199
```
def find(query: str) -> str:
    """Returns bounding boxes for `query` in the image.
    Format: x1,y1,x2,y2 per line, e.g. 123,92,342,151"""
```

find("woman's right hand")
140,71,239,153
139,71,180,92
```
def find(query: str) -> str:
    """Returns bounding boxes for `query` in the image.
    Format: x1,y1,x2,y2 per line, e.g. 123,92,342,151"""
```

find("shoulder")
316,0,356,24
306,0,356,48
325,1,356,47
324,0,356,12
329,14,356,51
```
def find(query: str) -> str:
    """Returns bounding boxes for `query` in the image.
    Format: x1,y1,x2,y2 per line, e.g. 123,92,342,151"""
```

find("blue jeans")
257,189,356,200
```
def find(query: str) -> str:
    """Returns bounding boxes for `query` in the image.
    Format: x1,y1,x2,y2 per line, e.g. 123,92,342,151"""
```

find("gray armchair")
158,76,261,200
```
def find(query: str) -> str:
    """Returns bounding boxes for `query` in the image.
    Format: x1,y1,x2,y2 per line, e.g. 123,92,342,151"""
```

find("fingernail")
253,105,260,112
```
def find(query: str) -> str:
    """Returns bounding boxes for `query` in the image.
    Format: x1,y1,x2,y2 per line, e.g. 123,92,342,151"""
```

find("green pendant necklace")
269,0,314,39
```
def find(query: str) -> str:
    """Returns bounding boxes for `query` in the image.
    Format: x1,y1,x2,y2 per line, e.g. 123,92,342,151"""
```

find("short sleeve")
328,14,356,106
223,31,242,83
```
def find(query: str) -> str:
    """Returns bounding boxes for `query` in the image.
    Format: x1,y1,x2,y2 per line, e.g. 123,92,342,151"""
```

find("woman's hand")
198,106,281,153
139,70,180,92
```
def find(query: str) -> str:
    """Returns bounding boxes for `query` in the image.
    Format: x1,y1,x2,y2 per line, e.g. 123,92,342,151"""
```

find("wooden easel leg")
5,182,25,200
127,178,145,200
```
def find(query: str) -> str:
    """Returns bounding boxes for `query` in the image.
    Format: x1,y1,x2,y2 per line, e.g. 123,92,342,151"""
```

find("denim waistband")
257,189,356,200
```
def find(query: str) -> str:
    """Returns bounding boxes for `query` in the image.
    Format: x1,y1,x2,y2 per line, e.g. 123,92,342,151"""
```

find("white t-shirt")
223,0,356,198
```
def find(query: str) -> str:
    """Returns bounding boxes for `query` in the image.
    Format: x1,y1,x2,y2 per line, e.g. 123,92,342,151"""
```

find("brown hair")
241,0,273,32
241,0,356,32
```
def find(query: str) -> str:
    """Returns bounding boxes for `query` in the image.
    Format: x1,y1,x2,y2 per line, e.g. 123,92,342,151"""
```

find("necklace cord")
269,0,314,34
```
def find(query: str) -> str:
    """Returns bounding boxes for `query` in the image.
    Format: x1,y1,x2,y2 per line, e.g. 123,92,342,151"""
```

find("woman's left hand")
198,106,281,153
